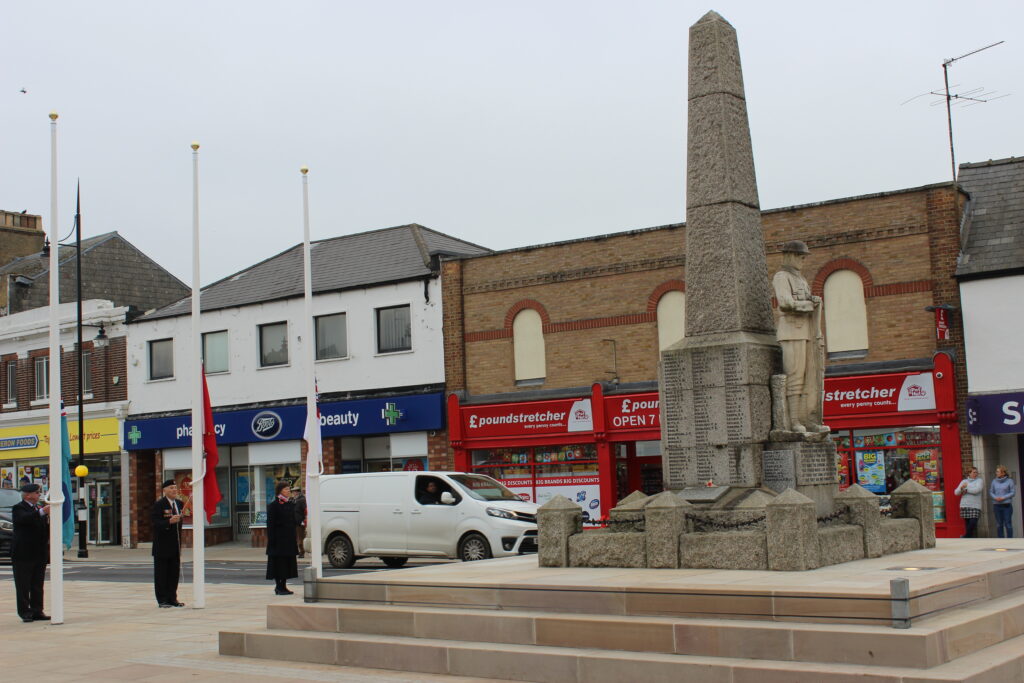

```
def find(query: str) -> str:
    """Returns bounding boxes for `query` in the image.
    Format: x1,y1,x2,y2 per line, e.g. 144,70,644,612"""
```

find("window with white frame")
823,269,869,358
81,351,92,394
259,322,289,367
34,356,49,400
315,313,347,360
512,309,546,384
376,305,411,354
6,360,17,404
149,339,174,380
202,330,229,373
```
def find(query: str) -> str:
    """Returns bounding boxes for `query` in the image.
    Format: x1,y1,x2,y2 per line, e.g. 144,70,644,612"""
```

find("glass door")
87,481,116,544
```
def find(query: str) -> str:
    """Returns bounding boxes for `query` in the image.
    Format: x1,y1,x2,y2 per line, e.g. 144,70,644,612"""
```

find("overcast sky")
3,1,1021,286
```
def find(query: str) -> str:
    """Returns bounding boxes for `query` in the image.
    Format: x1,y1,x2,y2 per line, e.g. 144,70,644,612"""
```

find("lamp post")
42,186,109,558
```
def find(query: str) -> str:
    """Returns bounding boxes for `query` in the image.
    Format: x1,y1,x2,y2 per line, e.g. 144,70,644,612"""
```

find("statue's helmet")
780,240,810,255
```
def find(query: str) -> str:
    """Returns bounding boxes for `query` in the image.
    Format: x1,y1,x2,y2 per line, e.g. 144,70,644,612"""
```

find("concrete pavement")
1,578,501,682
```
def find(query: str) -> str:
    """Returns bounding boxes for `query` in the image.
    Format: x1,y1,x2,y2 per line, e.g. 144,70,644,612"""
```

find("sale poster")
856,450,886,493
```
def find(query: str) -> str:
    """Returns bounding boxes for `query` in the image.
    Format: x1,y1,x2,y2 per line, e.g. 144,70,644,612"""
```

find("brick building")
0,209,45,314
0,232,189,546
442,181,970,536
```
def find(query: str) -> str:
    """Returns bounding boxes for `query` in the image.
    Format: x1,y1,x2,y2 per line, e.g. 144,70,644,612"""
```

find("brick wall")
443,183,971,461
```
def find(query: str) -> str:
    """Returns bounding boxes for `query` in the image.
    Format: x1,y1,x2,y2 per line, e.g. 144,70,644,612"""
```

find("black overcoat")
266,499,298,557
151,496,183,558
11,500,49,564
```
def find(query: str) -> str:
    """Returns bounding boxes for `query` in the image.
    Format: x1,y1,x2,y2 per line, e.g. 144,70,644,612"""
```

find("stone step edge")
266,590,1024,669
219,627,1024,682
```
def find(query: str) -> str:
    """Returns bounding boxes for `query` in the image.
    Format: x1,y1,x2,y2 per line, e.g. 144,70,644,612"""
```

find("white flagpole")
190,142,206,608
47,111,65,624
301,166,323,579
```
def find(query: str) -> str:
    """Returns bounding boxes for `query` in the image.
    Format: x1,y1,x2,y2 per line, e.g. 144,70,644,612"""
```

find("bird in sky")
20,88,27,94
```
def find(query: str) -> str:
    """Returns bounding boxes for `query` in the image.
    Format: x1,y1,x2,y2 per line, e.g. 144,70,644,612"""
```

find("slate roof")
0,232,190,315
138,224,490,321
956,156,1024,279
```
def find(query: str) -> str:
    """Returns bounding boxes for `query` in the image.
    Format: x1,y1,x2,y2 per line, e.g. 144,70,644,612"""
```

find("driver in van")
418,480,443,505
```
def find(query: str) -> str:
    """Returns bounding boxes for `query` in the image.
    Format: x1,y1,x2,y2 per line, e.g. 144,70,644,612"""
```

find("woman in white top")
955,467,984,538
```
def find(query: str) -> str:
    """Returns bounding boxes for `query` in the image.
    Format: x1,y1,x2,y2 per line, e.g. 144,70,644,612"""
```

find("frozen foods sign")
824,372,936,417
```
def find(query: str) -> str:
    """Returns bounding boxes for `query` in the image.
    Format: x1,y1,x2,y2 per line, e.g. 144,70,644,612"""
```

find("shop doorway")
614,441,663,501
84,480,119,544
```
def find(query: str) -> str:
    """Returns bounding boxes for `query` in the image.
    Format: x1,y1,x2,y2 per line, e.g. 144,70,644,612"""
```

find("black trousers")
13,560,46,618
153,555,181,605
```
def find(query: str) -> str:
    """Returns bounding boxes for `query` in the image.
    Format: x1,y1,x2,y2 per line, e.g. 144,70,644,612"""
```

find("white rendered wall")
127,278,443,415
960,275,1024,393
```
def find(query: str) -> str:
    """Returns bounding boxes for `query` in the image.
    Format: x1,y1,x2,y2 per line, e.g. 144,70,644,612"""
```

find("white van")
316,471,538,568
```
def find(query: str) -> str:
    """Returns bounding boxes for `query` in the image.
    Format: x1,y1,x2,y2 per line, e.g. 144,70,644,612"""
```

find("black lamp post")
42,184,108,557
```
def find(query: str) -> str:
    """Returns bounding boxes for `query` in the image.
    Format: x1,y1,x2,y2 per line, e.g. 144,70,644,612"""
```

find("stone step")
261,588,1024,670
219,626,1024,682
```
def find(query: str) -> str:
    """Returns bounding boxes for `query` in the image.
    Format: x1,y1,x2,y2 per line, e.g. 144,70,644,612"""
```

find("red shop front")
450,353,964,536
448,385,662,523
826,352,964,537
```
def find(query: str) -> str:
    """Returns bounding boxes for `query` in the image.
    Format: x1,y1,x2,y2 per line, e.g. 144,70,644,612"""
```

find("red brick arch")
503,300,551,331
812,258,872,298
646,280,686,313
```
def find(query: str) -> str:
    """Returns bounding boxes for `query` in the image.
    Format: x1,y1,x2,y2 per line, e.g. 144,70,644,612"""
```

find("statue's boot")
787,395,807,432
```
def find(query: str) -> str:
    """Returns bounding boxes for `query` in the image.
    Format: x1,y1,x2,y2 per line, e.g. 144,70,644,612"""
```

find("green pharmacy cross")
381,402,403,427
127,425,143,446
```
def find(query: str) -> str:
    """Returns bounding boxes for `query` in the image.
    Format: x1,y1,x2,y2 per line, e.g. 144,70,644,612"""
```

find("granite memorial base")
538,480,936,571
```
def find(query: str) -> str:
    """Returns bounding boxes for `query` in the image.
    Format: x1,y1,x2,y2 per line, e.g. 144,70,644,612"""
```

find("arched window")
656,290,686,351
513,309,546,384
823,269,869,357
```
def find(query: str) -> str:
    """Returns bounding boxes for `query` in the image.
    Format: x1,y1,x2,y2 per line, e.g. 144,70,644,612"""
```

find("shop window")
202,330,229,373
163,469,231,527
315,312,347,360
376,305,411,354
513,309,545,385
259,322,289,367
470,444,600,522
5,360,16,405
34,356,49,400
823,269,869,358
148,339,174,380
656,290,686,351
833,426,945,522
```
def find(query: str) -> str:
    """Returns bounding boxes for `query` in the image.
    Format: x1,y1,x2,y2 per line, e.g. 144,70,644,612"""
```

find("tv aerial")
902,41,1009,192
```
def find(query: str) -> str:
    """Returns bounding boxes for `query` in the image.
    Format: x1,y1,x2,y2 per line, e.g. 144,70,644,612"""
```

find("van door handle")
393,508,403,514
410,510,422,515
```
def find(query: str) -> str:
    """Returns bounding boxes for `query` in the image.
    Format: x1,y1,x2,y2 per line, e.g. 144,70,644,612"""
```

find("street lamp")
41,186,108,558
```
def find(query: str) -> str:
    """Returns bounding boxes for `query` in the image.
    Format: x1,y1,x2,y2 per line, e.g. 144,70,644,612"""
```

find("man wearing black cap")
11,483,51,623
151,479,185,608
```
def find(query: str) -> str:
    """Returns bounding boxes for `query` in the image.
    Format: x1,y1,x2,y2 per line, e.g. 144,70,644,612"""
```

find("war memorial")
220,12,1024,681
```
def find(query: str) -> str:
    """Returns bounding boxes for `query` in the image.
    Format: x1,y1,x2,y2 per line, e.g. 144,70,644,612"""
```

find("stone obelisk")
659,11,779,493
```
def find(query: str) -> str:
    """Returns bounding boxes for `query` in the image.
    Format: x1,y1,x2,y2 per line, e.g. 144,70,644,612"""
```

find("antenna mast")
940,41,1004,187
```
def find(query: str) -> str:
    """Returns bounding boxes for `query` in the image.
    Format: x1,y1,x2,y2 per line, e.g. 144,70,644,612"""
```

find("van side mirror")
440,491,455,505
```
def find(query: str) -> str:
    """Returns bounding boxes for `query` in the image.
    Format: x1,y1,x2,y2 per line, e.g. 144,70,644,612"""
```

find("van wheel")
458,533,492,562
381,557,408,568
326,534,355,568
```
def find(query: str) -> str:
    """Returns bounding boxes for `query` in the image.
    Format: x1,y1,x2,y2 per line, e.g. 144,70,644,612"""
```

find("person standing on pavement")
151,480,185,607
11,483,51,623
291,486,307,558
266,481,299,595
955,468,984,538
990,466,1017,538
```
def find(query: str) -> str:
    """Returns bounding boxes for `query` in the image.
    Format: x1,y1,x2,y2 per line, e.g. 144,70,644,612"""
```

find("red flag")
201,371,223,523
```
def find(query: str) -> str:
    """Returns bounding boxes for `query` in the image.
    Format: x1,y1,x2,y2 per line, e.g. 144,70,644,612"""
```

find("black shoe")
21,616,34,623
158,603,173,608
32,614,50,621
274,588,294,595
171,602,185,607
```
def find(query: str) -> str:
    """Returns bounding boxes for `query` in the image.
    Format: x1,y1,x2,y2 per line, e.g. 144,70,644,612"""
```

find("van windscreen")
449,474,521,502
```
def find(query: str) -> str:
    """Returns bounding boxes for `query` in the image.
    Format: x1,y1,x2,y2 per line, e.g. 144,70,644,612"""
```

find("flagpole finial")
300,166,309,175
49,111,58,121
191,141,200,151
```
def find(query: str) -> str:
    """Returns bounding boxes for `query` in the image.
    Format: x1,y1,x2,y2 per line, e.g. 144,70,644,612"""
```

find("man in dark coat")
11,483,51,623
151,479,185,607
291,486,307,558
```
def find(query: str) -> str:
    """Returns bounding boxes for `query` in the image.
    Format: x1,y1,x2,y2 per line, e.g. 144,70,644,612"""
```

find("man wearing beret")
151,479,185,608
11,483,51,623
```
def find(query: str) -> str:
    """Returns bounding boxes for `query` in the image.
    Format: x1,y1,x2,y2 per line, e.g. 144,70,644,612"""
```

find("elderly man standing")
11,483,51,623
